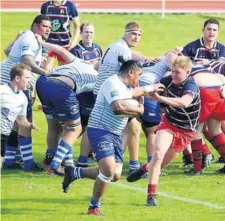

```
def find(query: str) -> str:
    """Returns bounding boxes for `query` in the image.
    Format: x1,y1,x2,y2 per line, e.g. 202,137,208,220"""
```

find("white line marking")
114,183,225,209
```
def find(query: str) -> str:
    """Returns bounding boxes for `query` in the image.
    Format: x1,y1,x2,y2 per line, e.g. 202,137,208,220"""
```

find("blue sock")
4,145,16,165
71,167,84,180
18,136,33,169
89,197,101,209
77,155,88,167
64,148,74,166
147,156,153,162
50,139,71,169
129,160,140,172
15,148,22,162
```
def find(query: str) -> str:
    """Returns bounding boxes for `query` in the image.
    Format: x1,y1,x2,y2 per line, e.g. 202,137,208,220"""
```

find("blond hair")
172,56,192,73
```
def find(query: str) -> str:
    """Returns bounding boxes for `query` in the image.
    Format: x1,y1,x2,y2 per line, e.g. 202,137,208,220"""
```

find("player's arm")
150,92,194,108
70,18,80,49
132,50,161,63
22,55,47,76
132,83,165,97
111,100,144,116
4,31,25,56
16,116,39,130
36,34,75,64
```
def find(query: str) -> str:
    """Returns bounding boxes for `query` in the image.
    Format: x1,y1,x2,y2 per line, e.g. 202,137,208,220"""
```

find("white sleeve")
18,96,28,116
20,36,39,58
103,79,132,105
117,45,132,61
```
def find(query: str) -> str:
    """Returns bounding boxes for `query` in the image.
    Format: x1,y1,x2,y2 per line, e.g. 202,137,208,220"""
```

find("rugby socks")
89,197,101,209
77,155,88,167
4,130,19,165
203,130,214,144
46,148,56,158
71,167,84,180
140,162,149,172
129,160,140,173
64,148,74,166
147,184,157,198
50,139,71,169
210,133,225,161
18,136,33,170
147,156,153,162
4,146,17,165
191,139,203,173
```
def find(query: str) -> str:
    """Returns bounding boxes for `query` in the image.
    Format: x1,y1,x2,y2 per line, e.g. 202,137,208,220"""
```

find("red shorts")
157,115,195,152
199,87,225,123
48,46,70,63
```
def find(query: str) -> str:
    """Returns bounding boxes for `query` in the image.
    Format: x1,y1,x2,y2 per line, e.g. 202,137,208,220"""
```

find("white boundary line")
114,182,225,209
1,9,225,13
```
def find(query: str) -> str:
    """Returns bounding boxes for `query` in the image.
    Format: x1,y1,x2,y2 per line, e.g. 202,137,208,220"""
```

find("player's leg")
126,118,141,174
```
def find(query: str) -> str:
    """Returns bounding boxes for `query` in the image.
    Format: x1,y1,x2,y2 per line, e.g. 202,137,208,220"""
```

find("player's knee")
153,149,164,163
97,171,113,183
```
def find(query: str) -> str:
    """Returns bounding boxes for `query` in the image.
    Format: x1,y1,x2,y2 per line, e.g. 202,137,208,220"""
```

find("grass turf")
1,13,225,221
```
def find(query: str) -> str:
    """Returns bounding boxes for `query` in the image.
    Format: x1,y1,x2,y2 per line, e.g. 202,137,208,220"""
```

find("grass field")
1,13,225,221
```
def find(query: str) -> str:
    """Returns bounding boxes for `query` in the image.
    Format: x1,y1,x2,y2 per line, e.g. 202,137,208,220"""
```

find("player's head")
124,22,142,48
10,63,31,90
171,56,192,85
80,21,95,45
202,19,220,43
31,14,51,41
119,60,142,87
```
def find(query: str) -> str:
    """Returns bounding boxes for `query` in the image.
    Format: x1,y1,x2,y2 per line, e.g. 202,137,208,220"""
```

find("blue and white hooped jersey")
41,0,79,47
1,84,28,136
70,41,103,62
140,56,169,84
182,38,225,61
88,75,133,135
47,58,98,94
1,30,42,88
94,38,132,94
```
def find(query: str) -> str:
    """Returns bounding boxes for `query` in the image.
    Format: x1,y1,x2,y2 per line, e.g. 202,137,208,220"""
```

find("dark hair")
119,60,142,75
10,63,31,81
80,21,94,32
203,18,220,29
31,14,51,28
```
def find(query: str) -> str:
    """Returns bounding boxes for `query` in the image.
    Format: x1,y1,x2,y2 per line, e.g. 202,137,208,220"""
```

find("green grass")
1,13,225,221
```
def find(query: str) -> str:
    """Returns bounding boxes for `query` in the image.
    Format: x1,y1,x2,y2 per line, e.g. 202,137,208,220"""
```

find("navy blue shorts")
139,81,161,126
36,76,80,121
76,92,95,127
23,89,32,119
87,127,123,163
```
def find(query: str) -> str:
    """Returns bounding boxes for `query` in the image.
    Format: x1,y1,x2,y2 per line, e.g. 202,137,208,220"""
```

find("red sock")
211,133,225,161
141,162,149,172
189,153,194,161
191,139,203,173
148,184,156,197
203,130,214,143
201,144,211,155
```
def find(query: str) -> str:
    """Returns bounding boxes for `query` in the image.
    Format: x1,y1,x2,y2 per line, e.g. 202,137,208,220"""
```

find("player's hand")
173,46,183,55
196,59,210,66
136,96,144,105
35,34,43,45
30,123,40,131
221,84,225,98
153,83,165,93
148,92,161,101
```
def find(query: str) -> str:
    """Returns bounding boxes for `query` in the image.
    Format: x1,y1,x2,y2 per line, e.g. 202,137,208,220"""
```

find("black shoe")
182,155,193,168
215,156,225,164
24,162,44,172
3,162,23,170
43,155,54,166
127,168,146,182
184,169,202,176
202,153,214,169
217,165,225,174
62,166,76,193
146,196,157,206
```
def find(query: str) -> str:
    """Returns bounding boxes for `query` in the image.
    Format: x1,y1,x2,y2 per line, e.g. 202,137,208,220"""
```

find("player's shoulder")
65,0,77,8
216,41,225,49
41,1,51,7
185,38,200,48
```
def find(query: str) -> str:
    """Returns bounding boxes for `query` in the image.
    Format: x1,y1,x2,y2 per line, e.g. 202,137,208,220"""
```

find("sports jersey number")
101,48,110,64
